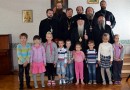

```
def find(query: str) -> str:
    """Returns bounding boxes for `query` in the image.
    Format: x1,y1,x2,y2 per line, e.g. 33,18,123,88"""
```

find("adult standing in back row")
93,0,116,29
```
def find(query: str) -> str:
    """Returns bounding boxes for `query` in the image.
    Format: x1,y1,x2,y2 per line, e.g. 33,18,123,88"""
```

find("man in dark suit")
39,9,58,43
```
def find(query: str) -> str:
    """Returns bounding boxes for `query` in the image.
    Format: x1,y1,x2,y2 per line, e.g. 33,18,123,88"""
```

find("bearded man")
93,15,114,51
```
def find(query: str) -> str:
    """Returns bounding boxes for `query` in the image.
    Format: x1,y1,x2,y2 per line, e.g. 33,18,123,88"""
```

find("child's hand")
96,64,98,68
64,64,67,67
98,61,101,64
86,65,88,68
44,63,46,66
53,63,56,67
23,61,28,67
110,61,112,64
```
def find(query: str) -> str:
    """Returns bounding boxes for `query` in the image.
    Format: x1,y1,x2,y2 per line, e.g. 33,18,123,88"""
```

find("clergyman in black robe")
93,0,116,29
39,9,58,43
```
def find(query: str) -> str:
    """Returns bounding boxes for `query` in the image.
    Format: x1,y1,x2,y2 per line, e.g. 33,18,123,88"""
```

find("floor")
0,75,130,90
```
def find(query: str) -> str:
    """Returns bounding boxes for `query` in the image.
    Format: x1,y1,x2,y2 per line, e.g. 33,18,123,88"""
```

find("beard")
78,24,84,37
56,8,63,14
101,6,106,10
47,16,53,19
87,13,93,20
98,21,105,30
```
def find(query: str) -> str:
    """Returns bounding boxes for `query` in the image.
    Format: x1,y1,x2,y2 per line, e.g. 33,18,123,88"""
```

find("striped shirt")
58,47,67,63
66,48,73,62
86,49,97,63
17,43,31,64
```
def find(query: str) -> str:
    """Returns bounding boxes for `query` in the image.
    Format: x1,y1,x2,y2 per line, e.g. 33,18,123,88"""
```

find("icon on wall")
51,0,68,10
22,10,33,23
87,0,99,4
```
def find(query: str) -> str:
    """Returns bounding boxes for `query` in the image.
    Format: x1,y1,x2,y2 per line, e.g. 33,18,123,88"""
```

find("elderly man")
93,15,114,51
71,6,87,28
71,17,88,53
85,7,95,40
53,2,68,41
93,0,116,29
39,9,58,43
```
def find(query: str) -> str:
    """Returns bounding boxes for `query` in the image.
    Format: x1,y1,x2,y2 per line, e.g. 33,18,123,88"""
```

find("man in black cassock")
93,0,116,29
71,6,87,28
53,2,68,41
93,15,114,51
39,9,58,43
71,17,88,53
65,8,73,40
85,7,95,41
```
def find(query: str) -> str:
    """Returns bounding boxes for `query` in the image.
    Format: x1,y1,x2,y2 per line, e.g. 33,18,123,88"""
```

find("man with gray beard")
85,7,95,41
71,18,88,53
93,15,114,51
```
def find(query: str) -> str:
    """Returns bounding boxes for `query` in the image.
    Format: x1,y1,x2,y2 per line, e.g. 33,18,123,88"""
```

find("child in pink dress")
73,43,85,85
30,35,46,88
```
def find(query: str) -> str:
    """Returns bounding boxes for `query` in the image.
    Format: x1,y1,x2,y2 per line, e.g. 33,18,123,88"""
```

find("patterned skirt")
100,55,111,68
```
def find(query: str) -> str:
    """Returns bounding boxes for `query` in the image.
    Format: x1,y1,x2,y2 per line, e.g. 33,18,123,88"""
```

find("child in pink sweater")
30,35,46,88
73,43,85,85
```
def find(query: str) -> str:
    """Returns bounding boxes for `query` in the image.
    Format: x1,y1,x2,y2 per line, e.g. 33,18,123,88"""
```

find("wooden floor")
0,75,130,90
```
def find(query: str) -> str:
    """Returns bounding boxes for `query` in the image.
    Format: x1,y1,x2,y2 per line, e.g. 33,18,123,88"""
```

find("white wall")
0,0,130,70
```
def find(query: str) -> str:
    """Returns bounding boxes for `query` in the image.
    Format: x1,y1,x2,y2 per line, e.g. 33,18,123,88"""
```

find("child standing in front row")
98,33,113,85
17,33,32,90
66,40,74,84
86,40,98,85
30,35,46,88
73,43,85,85
44,32,58,86
113,34,125,85
57,40,67,85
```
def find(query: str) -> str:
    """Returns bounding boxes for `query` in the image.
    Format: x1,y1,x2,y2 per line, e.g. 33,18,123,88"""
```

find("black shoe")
19,87,23,90
27,85,32,89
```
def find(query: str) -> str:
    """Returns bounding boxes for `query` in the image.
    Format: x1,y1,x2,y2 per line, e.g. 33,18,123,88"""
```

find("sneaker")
34,85,38,89
109,81,113,85
117,81,121,85
42,84,45,88
88,81,92,85
62,79,66,84
93,81,97,85
59,79,62,85
103,81,106,85
114,81,118,85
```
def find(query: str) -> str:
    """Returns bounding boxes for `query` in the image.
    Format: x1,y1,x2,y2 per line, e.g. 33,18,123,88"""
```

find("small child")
57,40,67,85
30,35,46,88
17,33,32,90
44,32,58,86
73,43,85,85
86,40,98,84
65,40,74,84
98,33,113,85
113,34,125,85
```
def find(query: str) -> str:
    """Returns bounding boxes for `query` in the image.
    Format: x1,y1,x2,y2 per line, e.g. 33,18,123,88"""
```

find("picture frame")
51,0,68,10
87,0,99,4
22,10,33,23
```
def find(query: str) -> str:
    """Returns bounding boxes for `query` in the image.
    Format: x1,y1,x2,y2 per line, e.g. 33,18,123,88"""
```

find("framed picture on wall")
51,0,68,10
22,10,33,23
87,0,99,4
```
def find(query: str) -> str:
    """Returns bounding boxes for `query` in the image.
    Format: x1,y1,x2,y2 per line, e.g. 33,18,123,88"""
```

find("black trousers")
19,64,30,88
113,61,123,81
46,63,55,80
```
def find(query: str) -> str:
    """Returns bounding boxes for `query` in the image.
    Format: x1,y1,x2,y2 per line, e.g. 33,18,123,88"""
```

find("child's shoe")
47,80,51,86
109,81,113,85
62,79,66,84
52,80,56,86
88,81,92,85
93,81,97,85
103,81,106,85
59,79,62,85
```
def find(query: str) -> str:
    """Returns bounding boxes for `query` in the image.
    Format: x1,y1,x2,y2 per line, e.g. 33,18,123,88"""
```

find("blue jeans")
88,63,96,81
57,60,66,75
66,62,74,80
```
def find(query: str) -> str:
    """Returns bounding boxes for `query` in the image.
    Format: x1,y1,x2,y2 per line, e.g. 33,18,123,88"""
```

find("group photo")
0,0,130,90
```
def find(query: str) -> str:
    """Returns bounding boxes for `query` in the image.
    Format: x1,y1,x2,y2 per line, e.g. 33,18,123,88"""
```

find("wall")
0,0,130,70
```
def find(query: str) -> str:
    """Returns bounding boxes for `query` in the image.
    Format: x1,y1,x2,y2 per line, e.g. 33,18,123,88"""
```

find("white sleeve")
98,44,101,61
